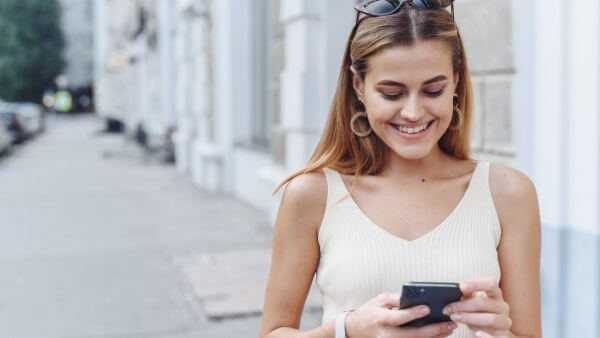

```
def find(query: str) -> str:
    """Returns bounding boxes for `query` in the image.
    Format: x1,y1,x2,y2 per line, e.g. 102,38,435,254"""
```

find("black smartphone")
399,281,463,327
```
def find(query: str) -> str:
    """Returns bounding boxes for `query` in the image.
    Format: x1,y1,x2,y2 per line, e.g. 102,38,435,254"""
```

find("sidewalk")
0,115,322,338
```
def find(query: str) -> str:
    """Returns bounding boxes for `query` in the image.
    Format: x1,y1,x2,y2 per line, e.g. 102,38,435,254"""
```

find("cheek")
364,99,398,121
366,100,453,122
439,105,454,119
366,109,396,131
428,99,454,119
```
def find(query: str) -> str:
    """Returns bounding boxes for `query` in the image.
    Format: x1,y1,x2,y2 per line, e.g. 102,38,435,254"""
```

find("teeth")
396,121,430,134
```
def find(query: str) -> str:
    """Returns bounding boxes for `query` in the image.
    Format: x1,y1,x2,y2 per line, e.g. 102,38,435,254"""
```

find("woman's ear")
350,66,365,102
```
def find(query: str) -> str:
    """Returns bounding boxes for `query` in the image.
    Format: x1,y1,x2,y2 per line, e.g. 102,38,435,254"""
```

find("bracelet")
335,310,353,338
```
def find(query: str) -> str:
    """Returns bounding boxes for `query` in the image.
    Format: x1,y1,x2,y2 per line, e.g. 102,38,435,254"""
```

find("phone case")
399,281,463,327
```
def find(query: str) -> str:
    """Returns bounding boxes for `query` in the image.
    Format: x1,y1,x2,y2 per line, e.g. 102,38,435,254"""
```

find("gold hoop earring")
449,94,463,131
350,112,372,137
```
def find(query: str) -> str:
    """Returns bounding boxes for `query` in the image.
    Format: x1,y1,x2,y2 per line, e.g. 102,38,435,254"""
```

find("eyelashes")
424,89,445,97
379,88,446,101
380,93,402,100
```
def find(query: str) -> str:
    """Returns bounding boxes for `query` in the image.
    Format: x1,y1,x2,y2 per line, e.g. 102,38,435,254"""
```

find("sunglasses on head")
354,0,455,20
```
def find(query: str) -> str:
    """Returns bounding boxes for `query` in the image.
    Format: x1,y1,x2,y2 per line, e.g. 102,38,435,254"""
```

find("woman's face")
352,40,458,160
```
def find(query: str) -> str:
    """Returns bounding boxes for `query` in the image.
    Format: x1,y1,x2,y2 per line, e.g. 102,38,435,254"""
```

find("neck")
379,146,450,182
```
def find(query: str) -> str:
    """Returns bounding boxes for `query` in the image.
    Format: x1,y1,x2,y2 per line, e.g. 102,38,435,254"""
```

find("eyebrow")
376,75,448,87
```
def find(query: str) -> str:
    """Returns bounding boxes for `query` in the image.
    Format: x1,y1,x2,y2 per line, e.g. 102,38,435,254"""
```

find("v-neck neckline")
335,162,481,244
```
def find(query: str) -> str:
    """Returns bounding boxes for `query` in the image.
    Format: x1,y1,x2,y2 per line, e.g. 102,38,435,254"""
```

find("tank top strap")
466,161,490,198
322,167,351,210
463,161,501,245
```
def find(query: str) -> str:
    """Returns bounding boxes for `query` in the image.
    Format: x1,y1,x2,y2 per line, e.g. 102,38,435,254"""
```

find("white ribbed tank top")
316,161,501,337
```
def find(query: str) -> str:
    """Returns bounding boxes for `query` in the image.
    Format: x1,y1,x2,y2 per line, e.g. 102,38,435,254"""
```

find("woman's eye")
424,89,444,97
379,89,445,100
381,92,403,100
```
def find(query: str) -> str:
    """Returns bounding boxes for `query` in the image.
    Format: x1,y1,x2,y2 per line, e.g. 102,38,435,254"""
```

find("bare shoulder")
277,169,328,234
489,163,537,204
488,163,540,231
282,169,327,211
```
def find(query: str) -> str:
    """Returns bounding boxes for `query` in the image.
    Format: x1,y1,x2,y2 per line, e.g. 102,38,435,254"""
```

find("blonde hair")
273,7,473,194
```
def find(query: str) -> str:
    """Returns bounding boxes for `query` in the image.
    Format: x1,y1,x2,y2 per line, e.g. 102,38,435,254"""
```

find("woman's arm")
490,164,542,338
442,164,542,338
260,171,331,338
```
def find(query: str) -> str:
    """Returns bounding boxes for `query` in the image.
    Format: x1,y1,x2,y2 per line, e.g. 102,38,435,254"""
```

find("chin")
391,148,431,160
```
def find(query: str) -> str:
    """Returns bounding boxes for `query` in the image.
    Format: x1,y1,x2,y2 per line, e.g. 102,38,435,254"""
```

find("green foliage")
0,0,65,103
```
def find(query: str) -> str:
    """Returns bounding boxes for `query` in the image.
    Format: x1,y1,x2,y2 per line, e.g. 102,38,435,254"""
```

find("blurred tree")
0,0,65,103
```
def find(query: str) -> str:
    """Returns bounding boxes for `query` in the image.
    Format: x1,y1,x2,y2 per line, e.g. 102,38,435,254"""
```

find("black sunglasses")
354,0,455,21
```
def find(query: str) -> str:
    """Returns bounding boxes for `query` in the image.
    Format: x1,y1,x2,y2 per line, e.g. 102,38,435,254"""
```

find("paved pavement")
0,115,322,338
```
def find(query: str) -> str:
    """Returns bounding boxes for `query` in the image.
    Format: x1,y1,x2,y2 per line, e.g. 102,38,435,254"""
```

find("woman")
260,1,541,337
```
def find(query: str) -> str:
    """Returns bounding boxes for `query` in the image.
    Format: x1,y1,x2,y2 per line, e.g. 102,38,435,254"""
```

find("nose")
400,93,425,122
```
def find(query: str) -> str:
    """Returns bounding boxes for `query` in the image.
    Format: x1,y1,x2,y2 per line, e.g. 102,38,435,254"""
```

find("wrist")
335,310,354,338
344,310,355,338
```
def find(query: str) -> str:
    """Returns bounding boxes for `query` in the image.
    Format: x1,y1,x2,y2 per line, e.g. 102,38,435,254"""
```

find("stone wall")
456,0,514,162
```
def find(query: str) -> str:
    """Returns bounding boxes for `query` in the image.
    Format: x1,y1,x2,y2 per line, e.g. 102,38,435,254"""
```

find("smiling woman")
352,41,459,160
261,1,541,338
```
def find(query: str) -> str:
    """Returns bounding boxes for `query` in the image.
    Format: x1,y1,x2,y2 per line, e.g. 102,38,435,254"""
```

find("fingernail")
447,322,457,330
442,306,451,315
420,306,429,315
450,313,462,321
475,331,485,337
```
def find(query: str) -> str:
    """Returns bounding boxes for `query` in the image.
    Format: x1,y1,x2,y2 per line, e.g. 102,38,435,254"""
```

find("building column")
260,0,353,224
158,0,177,149
132,32,150,133
518,0,600,336
561,0,600,335
279,0,325,171
172,0,194,173
188,0,214,187
93,0,107,116
190,0,242,193
278,0,353,171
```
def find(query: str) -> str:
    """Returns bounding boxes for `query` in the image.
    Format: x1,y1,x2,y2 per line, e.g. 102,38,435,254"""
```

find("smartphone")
399,281,463,327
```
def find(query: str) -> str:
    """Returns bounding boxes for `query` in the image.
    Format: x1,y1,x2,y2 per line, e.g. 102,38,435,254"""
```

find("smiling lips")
390,120,435,135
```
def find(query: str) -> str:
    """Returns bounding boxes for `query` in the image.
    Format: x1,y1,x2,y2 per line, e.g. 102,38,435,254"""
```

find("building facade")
515,1,600,336
92,0,600,336
59,0,95,89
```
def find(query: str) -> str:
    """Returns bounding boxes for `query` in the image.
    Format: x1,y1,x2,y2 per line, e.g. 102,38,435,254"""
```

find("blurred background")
0,0,597,337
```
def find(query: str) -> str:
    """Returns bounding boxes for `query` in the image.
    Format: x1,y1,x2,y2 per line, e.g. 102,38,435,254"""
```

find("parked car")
0,102,28,144
0,124,12,155
16,102,44,134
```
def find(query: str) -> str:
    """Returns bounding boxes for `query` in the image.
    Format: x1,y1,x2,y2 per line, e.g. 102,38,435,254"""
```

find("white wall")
566,0,599,235
515,0,600,336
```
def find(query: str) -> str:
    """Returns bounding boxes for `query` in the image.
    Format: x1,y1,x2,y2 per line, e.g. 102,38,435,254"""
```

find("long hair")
273,6,473,193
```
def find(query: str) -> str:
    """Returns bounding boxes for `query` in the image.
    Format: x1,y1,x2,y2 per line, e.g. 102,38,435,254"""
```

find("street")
0,116,321,338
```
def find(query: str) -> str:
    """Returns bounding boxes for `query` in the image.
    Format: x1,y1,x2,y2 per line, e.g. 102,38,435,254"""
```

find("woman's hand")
345,292,458,338
443,278,513,338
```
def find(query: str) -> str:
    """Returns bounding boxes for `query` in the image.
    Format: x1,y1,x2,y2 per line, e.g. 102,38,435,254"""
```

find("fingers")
380,305,430,326
449,312,512,331
432,333,454,338
397,321,457,337
461,278,502,298
473,330,495,338
443,295,509,316
374,292,401,308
